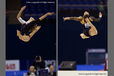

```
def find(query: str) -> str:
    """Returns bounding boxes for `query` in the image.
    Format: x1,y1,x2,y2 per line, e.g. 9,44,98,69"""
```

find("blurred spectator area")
59,0,107,5
59,0,107,15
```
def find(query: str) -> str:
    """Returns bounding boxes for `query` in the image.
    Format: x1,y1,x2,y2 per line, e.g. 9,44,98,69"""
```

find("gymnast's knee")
90,30,98,36
94,31,98,36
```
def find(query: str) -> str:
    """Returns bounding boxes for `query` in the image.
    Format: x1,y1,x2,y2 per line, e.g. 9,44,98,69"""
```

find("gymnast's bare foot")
80,33,90,39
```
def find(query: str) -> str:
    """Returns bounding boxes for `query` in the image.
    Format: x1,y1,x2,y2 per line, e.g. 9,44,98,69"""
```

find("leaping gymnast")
16,6,54,42
63,11,102,39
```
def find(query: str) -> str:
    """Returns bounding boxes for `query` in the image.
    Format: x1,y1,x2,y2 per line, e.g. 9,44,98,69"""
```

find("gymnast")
17,6,54,42
63,11,102,39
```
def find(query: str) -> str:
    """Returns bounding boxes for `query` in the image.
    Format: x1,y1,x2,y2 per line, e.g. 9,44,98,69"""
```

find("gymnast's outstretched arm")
63,16,82,21
90,12,102,22
39,12,55,21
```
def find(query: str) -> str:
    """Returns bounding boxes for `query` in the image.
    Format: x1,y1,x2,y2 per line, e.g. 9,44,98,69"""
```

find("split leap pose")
63,11,102,39
17,6,54,42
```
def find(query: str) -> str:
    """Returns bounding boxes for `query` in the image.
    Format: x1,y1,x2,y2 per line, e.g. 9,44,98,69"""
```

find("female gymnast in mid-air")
17,6,54,42
63,11,102,39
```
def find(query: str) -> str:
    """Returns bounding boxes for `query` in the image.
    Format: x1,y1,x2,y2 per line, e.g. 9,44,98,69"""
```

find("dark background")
6,19,56,60
58,0,107,64
6,0,56,70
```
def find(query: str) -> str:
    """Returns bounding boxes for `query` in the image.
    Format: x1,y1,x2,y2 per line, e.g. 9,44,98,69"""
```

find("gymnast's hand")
99,12,102,18
21,6,26,11
47,12,55,15
63,17,70,21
